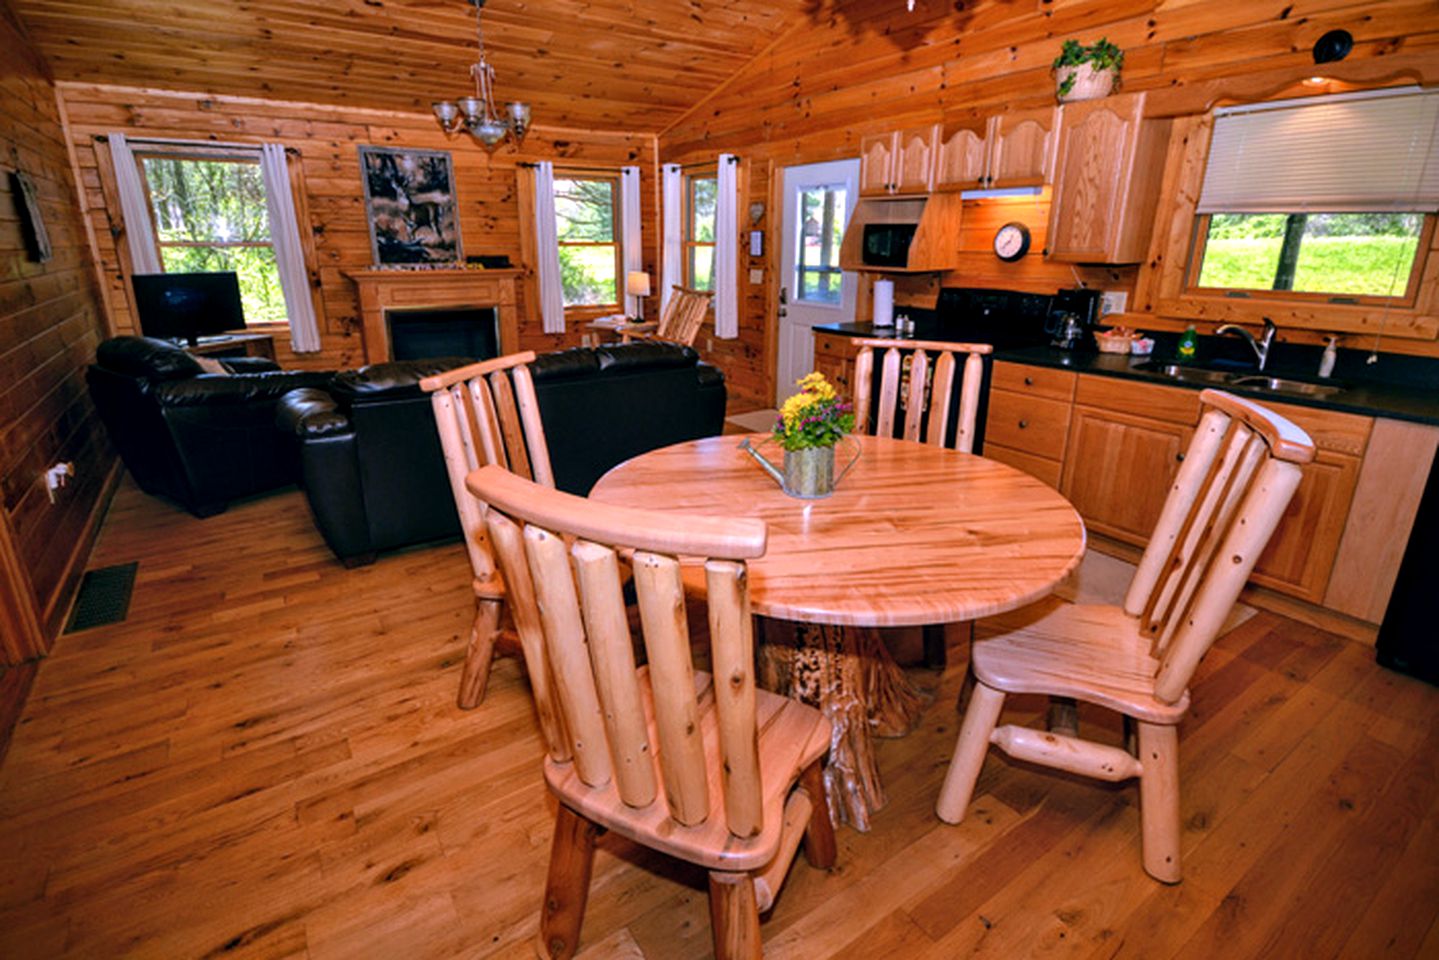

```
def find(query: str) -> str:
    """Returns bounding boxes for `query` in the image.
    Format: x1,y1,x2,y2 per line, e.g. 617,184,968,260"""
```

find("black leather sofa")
87,336,333,517
277,342,727,566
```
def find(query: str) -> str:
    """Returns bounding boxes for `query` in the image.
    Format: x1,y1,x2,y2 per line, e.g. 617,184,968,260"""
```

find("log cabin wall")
0,12,115,661
57,83,660,371
658,0,1439,405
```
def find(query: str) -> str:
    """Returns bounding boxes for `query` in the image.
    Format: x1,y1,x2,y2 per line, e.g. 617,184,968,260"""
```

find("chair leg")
936,682,1005,824
457,597,502,709
798,759,837,869
1047,697,1079,737
537,804,599,959
1137,721,1182,884
707,871,762,960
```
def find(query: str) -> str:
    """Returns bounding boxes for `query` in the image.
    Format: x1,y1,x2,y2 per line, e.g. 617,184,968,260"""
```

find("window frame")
133,146,286,330
793,180,848,307
552,170,623,311
1184,210,1435,308
683,166,718,292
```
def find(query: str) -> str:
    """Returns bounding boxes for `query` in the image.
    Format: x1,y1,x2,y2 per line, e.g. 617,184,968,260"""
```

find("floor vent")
65,562,139,633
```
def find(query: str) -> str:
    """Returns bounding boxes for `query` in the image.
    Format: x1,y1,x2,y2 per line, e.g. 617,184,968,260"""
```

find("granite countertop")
814,321,1439,426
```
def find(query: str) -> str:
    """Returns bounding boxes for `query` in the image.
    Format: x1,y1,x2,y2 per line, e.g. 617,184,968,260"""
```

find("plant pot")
784,445,836,499
1056,63,1117,102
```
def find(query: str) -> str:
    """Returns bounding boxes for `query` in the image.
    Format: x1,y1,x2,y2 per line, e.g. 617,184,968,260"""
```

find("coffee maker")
1048,287,1102,350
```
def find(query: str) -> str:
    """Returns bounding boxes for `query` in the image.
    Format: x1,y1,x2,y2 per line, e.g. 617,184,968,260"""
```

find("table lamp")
626,271,651,322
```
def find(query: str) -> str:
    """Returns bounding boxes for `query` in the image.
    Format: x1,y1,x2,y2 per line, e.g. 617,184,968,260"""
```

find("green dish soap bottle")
1177,325,1198,362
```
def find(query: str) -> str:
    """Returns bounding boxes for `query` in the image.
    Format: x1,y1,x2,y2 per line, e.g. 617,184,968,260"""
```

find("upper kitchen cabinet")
860,126,936,196
934,107,1059,191
1047,93,1172,263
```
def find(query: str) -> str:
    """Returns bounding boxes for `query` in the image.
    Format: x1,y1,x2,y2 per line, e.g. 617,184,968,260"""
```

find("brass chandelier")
431,0,531,150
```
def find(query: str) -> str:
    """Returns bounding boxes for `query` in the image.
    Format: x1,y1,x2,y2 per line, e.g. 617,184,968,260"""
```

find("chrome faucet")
1216,317,1278,371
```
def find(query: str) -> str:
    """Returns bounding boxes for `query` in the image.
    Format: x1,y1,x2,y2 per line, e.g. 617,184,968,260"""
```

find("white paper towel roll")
873,279,894,327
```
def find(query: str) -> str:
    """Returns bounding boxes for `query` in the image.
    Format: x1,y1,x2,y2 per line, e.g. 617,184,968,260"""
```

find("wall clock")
993,221,1031,262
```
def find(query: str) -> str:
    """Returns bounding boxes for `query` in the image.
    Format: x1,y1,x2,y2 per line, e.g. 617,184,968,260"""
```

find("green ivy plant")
1052,38,1125,98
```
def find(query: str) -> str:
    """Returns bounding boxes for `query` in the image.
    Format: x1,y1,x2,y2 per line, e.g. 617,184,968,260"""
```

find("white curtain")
533,161,565,334
661,163,683,316
714,153,739,339
620,166,643,316
108,132,162,275
259,144,322,353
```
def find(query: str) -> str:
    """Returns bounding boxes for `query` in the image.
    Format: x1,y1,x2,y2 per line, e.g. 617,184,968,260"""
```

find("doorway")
776,159,860,405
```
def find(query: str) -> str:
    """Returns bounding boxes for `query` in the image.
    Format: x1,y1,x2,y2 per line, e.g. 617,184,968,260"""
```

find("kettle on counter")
1051,312,1085,349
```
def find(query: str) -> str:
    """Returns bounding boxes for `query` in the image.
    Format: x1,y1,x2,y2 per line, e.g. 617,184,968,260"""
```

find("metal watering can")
738,436,861,500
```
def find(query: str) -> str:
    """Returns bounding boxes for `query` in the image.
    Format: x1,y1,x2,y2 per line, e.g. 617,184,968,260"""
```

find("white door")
777,159,860,404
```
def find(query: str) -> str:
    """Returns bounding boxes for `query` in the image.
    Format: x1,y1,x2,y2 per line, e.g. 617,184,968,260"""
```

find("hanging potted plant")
1052,38,1124,102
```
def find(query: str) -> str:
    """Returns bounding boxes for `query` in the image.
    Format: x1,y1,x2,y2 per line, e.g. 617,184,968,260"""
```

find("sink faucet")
1216,317,1278,371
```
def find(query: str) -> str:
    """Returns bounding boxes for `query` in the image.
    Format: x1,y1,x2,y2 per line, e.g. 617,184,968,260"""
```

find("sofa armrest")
151,370,333,407
277,387,352,438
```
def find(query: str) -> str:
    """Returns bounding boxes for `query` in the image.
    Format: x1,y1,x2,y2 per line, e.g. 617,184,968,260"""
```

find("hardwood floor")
0,480,1435,959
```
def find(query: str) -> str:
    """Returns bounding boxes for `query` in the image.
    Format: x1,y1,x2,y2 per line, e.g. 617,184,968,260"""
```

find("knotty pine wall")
0,12,115,661
57,83,660,371
659,0,1439,404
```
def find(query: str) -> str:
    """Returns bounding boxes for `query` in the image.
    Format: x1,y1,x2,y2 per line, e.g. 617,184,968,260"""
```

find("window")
140,153,286,324
553,176,620,307
795,182,848,304
1188,89,1439,305
1193,212,1427,300
684,172,717,291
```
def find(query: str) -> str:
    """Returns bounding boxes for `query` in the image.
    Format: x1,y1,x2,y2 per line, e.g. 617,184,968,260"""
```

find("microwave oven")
862,223,918,268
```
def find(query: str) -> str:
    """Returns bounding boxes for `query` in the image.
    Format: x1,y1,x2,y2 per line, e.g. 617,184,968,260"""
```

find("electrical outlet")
1100,291,1128,316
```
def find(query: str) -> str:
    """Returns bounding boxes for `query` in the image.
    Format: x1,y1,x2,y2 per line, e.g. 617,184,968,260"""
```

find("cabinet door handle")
1176,452,1185,462
1024,376,1034,386
1018,419,1029,429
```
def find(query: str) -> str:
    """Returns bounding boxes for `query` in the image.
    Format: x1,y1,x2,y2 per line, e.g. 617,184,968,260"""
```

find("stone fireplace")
348,268,522,364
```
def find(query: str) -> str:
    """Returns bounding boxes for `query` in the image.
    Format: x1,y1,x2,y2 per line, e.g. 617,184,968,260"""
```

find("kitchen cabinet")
813,332,858,394
934,107,1059,192
982,360,1075,488
1047,93,1172,263
859,126,935,196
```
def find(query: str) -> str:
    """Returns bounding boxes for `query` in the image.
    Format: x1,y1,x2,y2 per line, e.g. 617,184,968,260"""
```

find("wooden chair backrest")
469,465,773,839
851,338,994,453
1123,389,1315,703
656,285,714,347
420,352,555,580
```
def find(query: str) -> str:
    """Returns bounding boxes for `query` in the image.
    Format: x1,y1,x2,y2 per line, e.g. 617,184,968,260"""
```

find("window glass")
1195,212,1424,298
553,177,619,307
141,156,286,324
795,183,847,305
685,174,718,291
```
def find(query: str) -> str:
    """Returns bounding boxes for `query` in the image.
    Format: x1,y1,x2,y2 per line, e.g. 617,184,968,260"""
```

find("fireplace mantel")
348,268,523,364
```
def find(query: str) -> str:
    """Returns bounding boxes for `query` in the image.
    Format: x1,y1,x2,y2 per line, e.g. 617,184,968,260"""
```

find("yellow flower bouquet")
774,372,856,451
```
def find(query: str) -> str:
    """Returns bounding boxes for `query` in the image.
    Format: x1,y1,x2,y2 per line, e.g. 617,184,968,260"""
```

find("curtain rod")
94,134,300,156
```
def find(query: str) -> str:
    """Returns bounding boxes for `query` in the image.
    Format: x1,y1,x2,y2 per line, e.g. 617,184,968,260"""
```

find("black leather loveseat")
277,342,727,566
88,336,333,517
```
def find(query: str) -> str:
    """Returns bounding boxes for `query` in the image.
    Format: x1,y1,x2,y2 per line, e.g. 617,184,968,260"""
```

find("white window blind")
1197,88,1439,214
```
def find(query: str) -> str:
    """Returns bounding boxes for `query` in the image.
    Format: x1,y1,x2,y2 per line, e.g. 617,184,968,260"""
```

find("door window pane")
1196,212,1424,298
795,183,847,305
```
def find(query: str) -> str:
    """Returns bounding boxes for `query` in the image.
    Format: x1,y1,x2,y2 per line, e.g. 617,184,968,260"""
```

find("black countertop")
814,321,1439,426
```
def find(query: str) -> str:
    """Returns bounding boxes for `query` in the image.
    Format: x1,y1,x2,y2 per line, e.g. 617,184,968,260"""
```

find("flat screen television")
132,272,246,346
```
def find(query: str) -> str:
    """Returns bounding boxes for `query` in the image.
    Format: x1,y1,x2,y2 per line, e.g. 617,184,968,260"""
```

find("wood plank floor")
1,480,1436,959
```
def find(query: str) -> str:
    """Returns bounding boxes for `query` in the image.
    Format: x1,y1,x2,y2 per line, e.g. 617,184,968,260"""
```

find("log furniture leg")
456,596,502,709
798,759,837,869
1138,721,1182,883
707,871,763,960
537,804,598,959
936,682,1006,823
1047,697,1080,738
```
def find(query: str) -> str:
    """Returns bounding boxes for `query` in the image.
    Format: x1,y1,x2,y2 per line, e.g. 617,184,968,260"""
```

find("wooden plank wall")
658,0,1439,405
0,10,115,660
57,83,661,371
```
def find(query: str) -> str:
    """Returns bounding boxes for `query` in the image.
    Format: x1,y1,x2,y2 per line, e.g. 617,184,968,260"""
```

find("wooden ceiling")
9,0,820,132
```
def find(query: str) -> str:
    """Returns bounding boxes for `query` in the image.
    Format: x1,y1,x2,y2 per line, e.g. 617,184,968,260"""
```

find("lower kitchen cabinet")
1059,406,1192,546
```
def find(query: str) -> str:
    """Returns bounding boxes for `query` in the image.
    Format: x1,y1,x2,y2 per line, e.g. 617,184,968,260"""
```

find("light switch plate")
1100,291,1128,316
749,268,764,284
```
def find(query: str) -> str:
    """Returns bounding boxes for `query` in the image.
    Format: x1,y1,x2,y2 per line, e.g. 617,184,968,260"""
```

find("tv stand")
184,332,276,361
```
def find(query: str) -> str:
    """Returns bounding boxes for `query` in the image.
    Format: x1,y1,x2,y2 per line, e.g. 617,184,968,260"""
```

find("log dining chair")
622,285,714,347
420,351,554,709
935,389,1315,882
850,336,995,667
468,465,836,960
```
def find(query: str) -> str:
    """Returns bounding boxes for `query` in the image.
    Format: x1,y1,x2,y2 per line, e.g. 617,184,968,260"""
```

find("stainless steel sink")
1131,361,1343,400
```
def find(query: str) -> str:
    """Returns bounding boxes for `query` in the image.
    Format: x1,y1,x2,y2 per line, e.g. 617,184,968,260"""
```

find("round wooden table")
591,433,1086,828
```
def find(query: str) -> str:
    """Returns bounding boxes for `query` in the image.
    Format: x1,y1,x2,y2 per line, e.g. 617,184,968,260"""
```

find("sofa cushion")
531,346,602,382
96,336,205,380
594,341,698,373
151,370,332,407
330,357,471,402
277,387,352,439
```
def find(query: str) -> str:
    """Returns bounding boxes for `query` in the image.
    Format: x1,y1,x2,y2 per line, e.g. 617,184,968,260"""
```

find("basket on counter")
1094,327,1154,355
